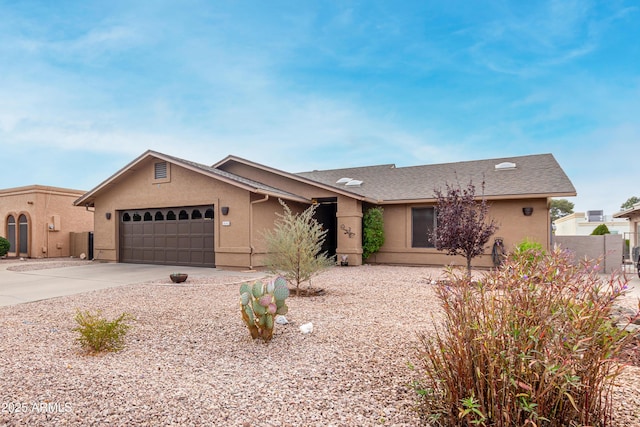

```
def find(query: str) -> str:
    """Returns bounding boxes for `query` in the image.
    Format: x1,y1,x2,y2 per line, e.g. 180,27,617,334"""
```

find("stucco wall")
0,186,93,258
554,234,623,274
367,198,550,269
90,157,274,269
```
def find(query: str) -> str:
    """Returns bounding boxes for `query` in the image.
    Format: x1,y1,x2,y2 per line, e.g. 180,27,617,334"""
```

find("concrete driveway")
0,262,265,307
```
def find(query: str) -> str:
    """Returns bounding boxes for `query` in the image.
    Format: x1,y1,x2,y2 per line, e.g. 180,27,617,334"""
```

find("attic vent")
495,162,516,170
336,177,352,184
155,162,168,179
345,179,363,187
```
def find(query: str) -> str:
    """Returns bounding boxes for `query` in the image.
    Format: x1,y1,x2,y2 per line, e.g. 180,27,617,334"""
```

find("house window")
166,211,176,220
412,207,436,248
191,209,202,219
205,209,214,220
132,213,142,222
122,213,131,222
6,215,16,253
144,212,153,221
155,211,164,221
18,214,28,255
154,162,168,179
179,210,189,220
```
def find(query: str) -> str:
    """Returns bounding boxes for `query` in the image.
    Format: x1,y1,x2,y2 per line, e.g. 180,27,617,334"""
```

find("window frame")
411,206,437,248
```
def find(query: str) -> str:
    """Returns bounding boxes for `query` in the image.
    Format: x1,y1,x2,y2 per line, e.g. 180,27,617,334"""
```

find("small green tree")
263,199,334,296
591,224,610,235
362,206,384,259
0,236,10,257
550,198,574,221
620,196,640,210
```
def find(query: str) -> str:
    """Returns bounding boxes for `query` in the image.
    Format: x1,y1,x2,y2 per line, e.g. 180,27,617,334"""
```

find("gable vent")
495,162,516,171
154,162,168,179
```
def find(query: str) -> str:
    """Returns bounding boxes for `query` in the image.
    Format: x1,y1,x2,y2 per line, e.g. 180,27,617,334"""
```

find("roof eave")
376,192,576,205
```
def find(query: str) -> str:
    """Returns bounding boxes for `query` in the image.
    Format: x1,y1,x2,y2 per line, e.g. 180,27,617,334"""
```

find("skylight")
336,177,352,184
495,162,516,170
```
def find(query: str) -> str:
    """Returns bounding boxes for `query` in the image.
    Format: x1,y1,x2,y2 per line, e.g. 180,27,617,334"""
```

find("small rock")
275,315,288,325
300,322,314,334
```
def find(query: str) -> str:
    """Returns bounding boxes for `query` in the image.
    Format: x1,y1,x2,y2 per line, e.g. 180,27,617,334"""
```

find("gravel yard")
1,261,639,426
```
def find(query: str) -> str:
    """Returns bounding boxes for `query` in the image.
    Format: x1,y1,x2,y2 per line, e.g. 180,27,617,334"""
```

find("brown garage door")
119,206,215,267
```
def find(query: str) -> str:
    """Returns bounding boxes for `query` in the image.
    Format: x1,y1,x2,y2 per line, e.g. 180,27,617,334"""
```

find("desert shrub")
362,206,385,259
73,310,134,353
414,246,639,427
591,224,610,235
263,199,334,296
0,236,10,257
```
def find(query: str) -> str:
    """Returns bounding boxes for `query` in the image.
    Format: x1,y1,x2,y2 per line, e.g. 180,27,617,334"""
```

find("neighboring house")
0,185,94,258
613,202,640,258
74,150,576,269
554,211,630,236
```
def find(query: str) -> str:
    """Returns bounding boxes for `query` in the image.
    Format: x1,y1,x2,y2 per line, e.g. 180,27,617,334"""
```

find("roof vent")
336,177,352,184
495,162,516,170
345,179,363,187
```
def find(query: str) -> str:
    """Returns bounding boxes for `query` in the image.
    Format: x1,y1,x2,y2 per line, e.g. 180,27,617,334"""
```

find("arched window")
122,213,131,222
179,210,189,220
155,211,164,221
205,209,214,220
18,214,28,256
132,213,142,222
143,212,153,221
166,211,176,220
191,209,202,219
6,215,16,254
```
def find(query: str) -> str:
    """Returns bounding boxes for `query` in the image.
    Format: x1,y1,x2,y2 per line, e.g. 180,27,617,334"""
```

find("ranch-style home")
73,150,576,269
1,185,94,259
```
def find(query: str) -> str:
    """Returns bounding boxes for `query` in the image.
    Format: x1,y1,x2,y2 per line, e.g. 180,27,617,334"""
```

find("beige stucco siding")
0,186,93,258
90,157,255,267
367,198,550,268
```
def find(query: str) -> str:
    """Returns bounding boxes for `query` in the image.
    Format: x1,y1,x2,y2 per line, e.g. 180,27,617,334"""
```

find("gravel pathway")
0,263,638,426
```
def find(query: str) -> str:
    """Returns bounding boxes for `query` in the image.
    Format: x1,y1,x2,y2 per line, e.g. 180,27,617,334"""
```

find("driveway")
0,261,266,307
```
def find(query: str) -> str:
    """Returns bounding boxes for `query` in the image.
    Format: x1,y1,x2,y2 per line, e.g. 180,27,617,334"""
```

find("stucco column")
336,196,363,266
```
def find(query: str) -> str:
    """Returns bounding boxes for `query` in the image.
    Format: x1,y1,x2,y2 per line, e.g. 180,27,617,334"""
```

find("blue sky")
1,1,639,216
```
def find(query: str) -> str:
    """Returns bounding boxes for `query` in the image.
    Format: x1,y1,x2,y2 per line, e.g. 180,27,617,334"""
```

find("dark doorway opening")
313,198,337,260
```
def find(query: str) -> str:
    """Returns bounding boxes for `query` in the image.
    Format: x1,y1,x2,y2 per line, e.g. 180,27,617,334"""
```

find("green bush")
414,246,639,427
511,238,545,268
362,206,384,259
73,310,134,353
591,224,610,235
0,236,10,257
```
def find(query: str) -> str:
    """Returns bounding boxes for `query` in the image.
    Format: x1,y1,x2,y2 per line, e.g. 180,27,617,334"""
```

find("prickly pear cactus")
239,276,290,342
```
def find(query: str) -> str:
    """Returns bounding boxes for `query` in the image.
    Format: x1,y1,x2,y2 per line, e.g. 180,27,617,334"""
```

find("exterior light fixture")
105,212,112,220
221,207,229,215
522,207,533,216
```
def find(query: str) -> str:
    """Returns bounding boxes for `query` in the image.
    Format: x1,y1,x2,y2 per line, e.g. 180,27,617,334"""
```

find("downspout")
249,194,269,270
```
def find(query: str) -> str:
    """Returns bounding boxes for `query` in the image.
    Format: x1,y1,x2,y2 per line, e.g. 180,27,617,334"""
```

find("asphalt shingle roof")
160,152,307,201
295,153,576,202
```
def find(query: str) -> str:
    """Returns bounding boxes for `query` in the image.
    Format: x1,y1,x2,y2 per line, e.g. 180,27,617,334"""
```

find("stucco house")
74,150,575,269
554,211,629,236
1,185,94,259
